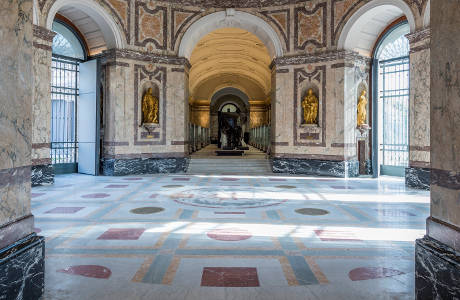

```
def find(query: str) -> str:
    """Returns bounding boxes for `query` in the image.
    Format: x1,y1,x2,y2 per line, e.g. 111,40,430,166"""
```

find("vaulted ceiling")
189,28,272,101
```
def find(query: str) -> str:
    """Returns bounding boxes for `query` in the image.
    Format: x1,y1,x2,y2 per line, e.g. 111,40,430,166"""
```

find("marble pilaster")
406,28,431,190
101,49,189,175
32,25,56,186
415,2,460,298
0,0,45,298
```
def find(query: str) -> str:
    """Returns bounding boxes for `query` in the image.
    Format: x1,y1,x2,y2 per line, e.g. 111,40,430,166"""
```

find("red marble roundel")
348,267,404,281
57,265,112,279
207,228,252,241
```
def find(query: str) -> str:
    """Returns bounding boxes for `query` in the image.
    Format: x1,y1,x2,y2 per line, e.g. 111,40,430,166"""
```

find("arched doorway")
187,27,272,158
373,21,410,176
50,19,86,174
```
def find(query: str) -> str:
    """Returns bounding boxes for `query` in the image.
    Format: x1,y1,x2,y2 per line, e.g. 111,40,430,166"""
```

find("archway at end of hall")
187,27,272,159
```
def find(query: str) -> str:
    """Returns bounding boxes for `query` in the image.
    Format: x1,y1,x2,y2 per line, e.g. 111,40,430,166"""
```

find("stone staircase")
186,158,273,175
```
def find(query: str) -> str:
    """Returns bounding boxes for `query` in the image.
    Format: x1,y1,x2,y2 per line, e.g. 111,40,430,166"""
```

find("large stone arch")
178,9,284,60
337,0,416,57
423,0,430,28
210,87,250,112
45,0,126,50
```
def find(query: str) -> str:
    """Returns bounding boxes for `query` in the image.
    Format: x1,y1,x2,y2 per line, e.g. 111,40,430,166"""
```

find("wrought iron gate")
50,54,81,173
378,56,410,176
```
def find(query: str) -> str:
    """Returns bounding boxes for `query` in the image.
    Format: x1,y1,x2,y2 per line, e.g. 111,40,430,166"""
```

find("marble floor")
33,173,430,300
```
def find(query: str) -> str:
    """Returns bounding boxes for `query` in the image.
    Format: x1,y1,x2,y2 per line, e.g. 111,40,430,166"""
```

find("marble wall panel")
0,0,34,226
430,0,460,228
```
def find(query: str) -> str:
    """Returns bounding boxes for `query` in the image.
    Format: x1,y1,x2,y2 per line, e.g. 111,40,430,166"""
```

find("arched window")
50,20,86,173
52,21,85,60
373,22,410,176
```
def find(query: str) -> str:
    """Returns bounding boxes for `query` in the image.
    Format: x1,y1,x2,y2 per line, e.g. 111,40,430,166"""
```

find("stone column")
0,0,45,298
415,2,460,298
32,25,56,186
405,29,431,190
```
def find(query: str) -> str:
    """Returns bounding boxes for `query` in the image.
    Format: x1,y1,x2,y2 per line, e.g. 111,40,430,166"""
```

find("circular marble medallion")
130,207,164,214
348,267,404,281
295,208,329,216
171,187,286,209
275,185,297,189
207,228,252,241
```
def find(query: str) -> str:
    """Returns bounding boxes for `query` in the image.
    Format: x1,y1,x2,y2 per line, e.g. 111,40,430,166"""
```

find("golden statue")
302,88,319,124
142,88,159,124
357,90,368,126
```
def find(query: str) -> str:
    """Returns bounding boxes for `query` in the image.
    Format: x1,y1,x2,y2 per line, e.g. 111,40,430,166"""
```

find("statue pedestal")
356,124,371,139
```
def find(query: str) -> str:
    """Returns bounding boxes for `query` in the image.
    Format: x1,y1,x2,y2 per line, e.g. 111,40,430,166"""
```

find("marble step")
187,159,272,174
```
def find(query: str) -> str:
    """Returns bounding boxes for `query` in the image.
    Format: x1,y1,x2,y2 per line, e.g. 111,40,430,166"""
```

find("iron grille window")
378,56,410,168
51,54,80,166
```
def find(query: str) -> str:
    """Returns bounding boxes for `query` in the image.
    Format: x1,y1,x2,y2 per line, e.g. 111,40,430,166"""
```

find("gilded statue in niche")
357,90,368,126
302,88,319,124
141,88,159,124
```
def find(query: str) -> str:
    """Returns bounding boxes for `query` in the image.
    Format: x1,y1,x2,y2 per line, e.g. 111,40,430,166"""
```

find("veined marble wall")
0,1,45,298
415,2,460,298
32,25,55,186
100,49,189,175
406,28,431,189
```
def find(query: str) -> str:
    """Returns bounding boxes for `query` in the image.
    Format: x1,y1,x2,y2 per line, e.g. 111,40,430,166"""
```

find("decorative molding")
431,168,460,190
406,28,431,44
170,7,201,51
410,145,431,152
0,215,34,251
134,65,167,146
271,142,289,146
410,160,431,168
172,68,185,73
33,25,56,42
104,61,130,68
135,2,167,50
293,66,327,147
294,2,327,51
260,9,291,52
273,153,345,161
104,152,187,159
102,49,190,67
33,42,52,51
103,141,130,146
271,50,370,67
32,158,52,166
427,217,460,251
32,143,51,149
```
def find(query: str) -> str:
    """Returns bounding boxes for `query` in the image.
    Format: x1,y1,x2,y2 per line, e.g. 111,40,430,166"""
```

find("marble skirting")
406,166,430,190
31,164,54,187
272,158,359,178
102,158,189,176
415,236,460,299
0,234,45,300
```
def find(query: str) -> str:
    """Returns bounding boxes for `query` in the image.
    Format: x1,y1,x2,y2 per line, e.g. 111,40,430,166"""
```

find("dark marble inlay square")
97,228,145,240
45,207,84,214
201,267,259,287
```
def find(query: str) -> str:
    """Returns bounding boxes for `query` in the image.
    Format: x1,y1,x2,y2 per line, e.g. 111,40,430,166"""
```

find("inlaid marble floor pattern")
33,173,430,300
